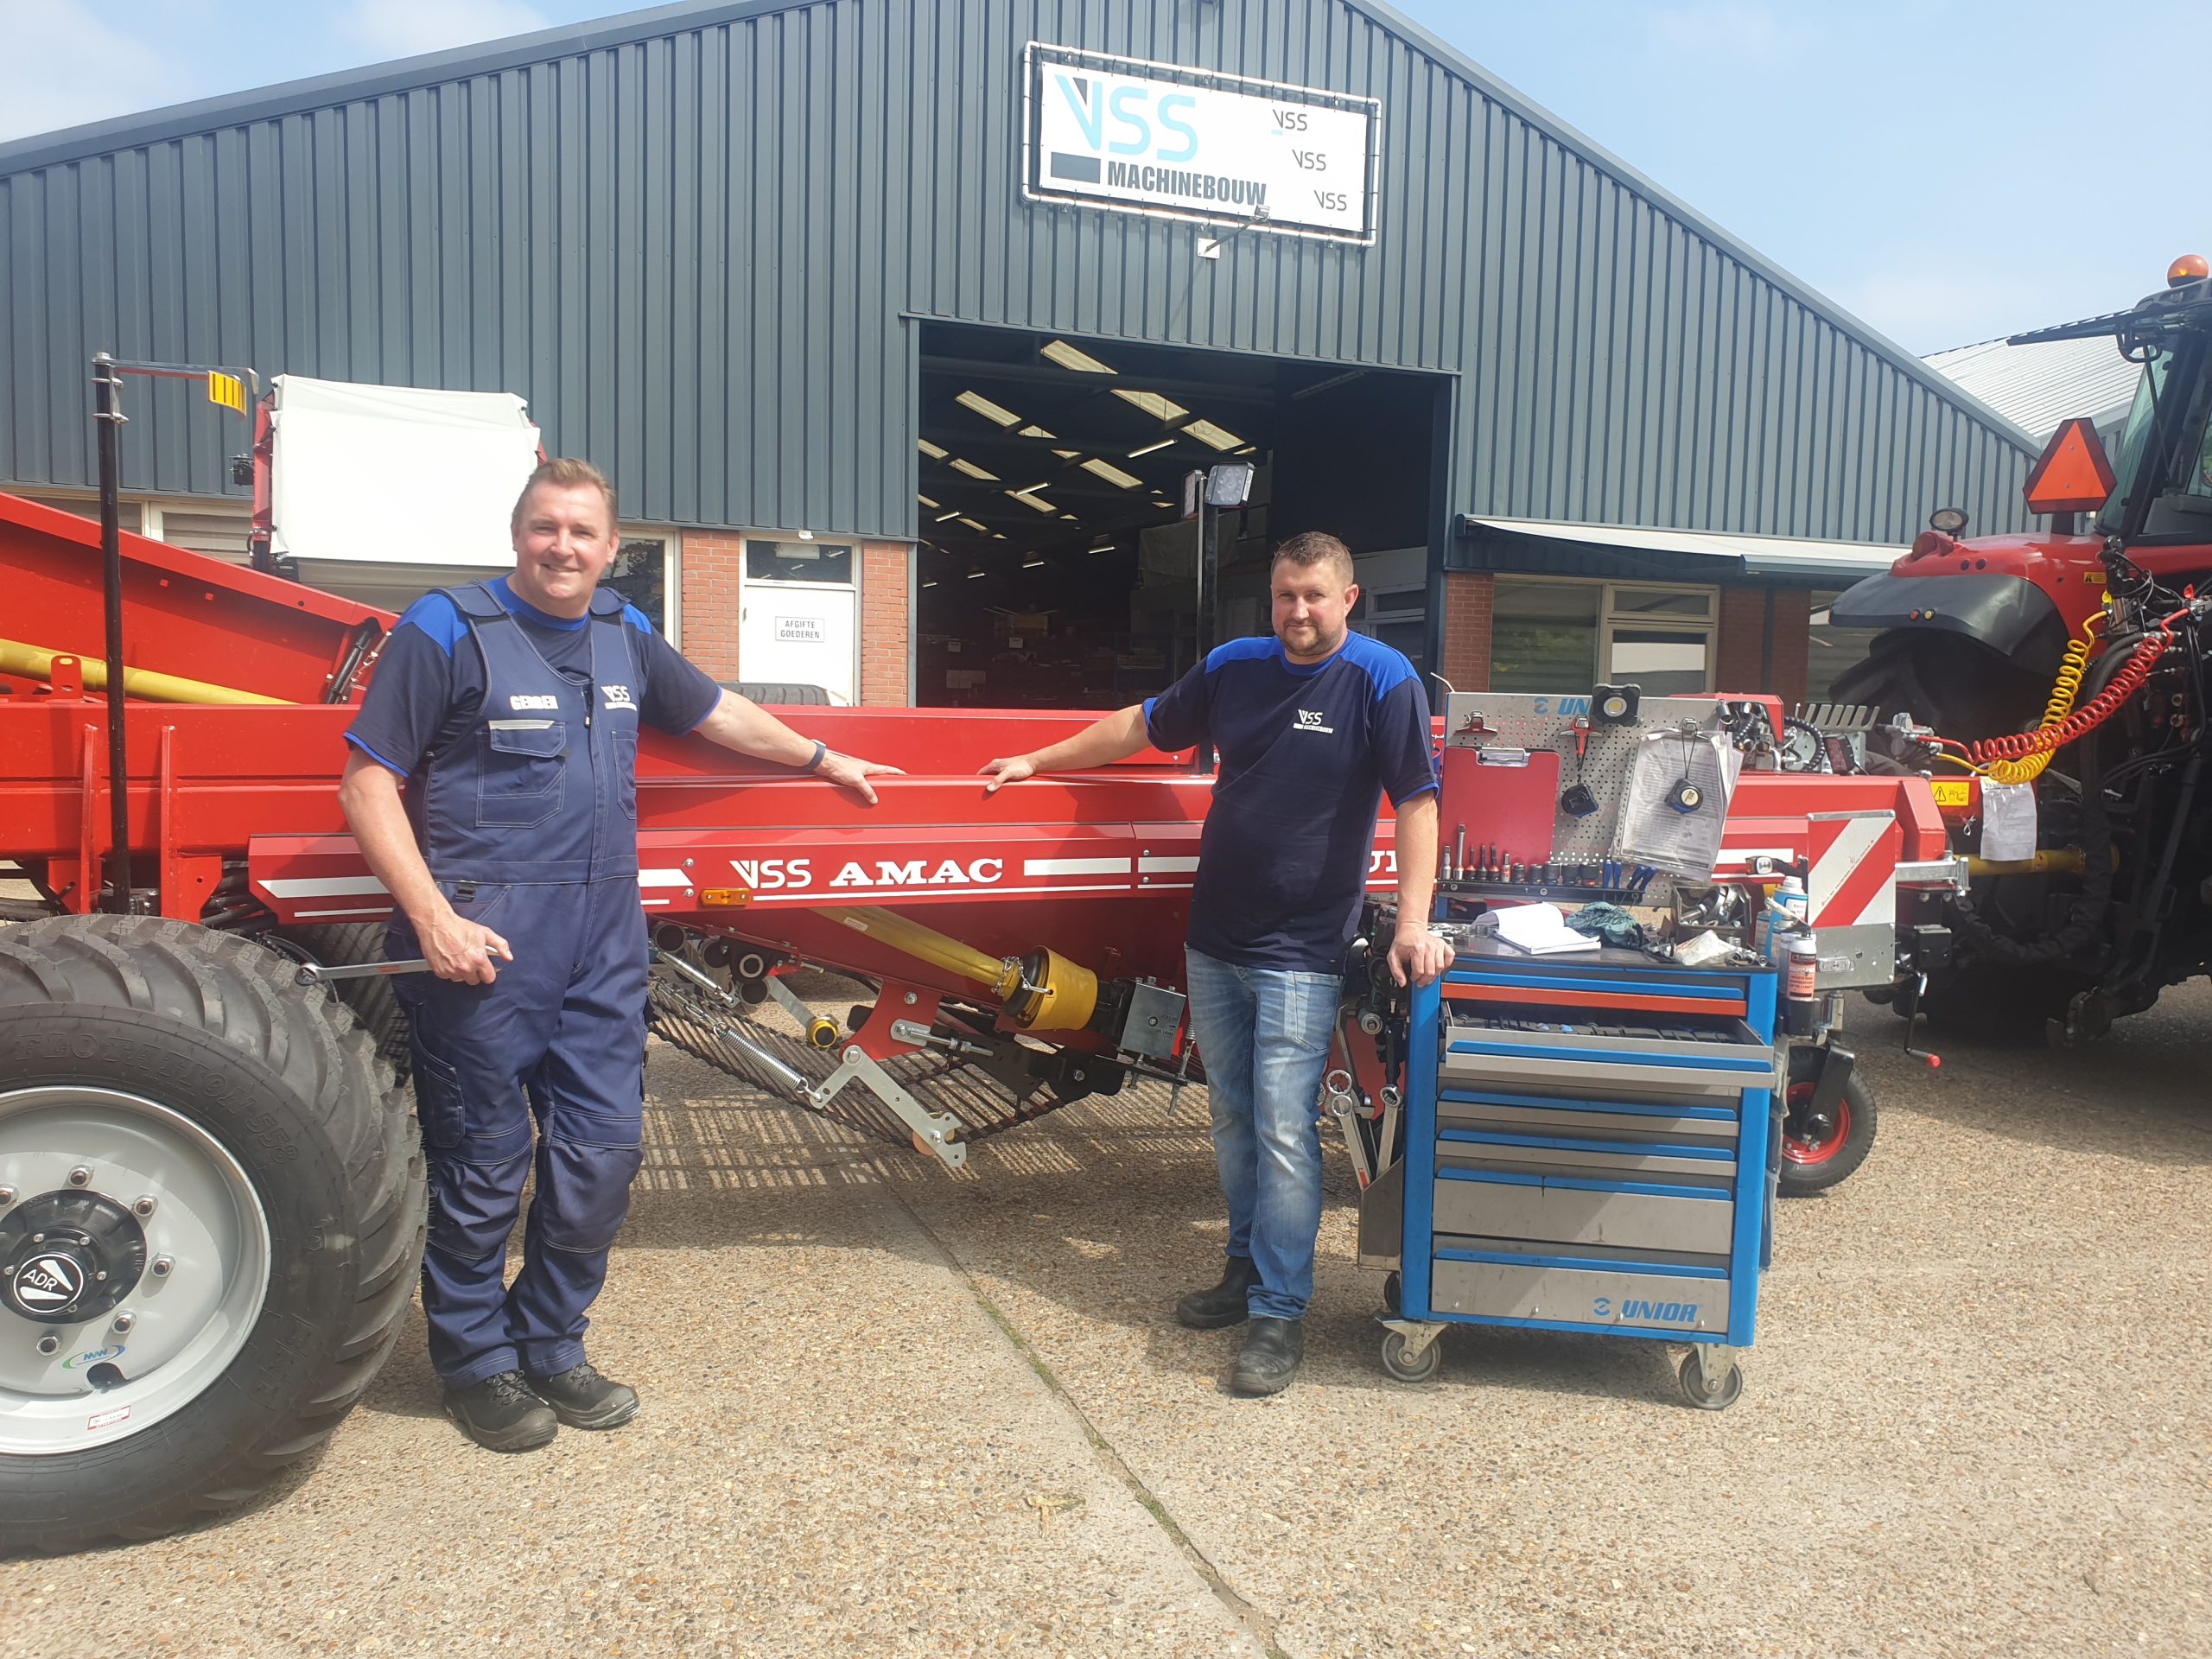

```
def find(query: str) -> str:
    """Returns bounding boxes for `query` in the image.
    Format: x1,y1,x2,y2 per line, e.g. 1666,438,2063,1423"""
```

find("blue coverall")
388,582,651,1388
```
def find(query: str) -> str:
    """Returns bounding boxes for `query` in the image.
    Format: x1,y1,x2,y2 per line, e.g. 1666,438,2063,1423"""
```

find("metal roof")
1924,332,2142,443
1,0,2041,548
1466,516,1904,583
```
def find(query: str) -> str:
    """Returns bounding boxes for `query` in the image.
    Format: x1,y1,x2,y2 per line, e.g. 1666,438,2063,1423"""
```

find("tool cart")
1369,938,1780,1408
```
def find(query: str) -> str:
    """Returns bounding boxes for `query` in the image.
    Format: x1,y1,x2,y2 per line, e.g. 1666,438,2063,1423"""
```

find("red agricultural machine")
1832,255,2212,1044
0,344,2001,1544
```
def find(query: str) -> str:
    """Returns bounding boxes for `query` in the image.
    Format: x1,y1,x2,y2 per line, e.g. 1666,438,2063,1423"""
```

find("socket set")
1436,844,1659,903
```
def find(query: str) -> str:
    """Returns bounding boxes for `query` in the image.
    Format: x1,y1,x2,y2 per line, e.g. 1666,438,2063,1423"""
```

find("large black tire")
1831,632,2049,746
1777,1045,1876,1196
0,915,424,1551
722,680,833,706
267,921,411,1081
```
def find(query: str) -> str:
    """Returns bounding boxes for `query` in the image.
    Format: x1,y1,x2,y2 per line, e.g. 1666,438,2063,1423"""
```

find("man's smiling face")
508,481,620,618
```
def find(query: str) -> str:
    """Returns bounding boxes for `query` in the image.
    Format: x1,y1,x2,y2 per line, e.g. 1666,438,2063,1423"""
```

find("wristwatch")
804,739,829,773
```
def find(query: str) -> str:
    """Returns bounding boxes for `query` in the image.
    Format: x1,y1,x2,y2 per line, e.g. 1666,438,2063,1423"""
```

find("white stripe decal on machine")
1020,856,1133,878
261,875,391,899
1137,855,1201,874
638,868,691,888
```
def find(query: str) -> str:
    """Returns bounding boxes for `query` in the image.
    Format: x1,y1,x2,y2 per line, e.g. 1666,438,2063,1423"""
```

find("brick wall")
1715,584,1766,696
1714,584,1813,702
860,540,912,707
681,532,745,680
1440,570,1494,692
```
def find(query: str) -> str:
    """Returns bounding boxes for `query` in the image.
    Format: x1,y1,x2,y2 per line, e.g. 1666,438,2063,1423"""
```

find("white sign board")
775,615,825,644
1024,44,1379,244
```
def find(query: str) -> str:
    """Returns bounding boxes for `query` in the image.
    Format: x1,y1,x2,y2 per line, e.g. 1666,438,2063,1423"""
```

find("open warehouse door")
913,324,1450,709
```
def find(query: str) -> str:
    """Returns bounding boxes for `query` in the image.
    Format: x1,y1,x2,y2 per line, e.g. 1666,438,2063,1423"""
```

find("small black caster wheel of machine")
1379,1330,1441,1384
1678,1351,1743,1410
1381,1269,1402,1316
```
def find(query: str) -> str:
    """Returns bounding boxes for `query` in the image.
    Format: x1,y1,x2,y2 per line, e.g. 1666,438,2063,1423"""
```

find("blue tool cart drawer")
1372,938,1778,1409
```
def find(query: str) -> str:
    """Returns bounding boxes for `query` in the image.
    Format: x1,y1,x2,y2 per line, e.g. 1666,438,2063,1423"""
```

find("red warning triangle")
2023,416,2118,515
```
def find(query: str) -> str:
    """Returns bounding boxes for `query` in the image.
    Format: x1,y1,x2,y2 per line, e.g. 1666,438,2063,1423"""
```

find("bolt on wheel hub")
0,1192,147,1323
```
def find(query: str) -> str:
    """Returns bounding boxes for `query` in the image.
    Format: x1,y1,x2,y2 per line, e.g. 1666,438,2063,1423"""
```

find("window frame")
1492,575,1719,695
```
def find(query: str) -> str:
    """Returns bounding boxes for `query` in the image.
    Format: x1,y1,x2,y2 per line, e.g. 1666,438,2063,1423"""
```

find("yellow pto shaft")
0,638,290,706
826,906,1098,1032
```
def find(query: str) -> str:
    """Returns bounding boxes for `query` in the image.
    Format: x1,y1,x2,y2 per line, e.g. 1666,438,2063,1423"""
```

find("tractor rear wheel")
0,914,423,1551
1830,631,2048,745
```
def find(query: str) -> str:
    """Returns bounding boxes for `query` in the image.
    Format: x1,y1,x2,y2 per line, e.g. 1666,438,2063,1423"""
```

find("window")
1492,579,1716,696
602,535,677,639
1806,588,1879,703
746,538,855,585
1353,583,1429,677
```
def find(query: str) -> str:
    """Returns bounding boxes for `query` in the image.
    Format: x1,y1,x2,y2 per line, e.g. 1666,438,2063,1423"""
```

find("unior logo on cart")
730,856,1007,893
1593,1295,1701,1325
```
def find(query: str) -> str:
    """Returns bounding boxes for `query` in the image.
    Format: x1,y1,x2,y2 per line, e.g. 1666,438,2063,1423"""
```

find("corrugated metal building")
0,0,2040,706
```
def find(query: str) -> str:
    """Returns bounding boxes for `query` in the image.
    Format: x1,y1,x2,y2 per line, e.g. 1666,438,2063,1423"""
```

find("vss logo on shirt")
600,684,639,712
508,694,559,711
1293,709,1334,734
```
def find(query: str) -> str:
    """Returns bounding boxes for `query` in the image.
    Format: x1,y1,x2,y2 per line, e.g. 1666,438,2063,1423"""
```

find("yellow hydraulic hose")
826,906,1098,1032
0,638,289,706
1982,606,2103,786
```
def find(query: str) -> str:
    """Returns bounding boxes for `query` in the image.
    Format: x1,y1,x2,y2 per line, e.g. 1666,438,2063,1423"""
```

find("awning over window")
1460,517,1905,584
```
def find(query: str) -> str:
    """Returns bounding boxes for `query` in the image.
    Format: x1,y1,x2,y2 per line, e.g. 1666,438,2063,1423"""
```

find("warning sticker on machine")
1929,779,1974,807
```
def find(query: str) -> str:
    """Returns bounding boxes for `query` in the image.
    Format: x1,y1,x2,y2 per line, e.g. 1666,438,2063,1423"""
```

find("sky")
2,0,2202,356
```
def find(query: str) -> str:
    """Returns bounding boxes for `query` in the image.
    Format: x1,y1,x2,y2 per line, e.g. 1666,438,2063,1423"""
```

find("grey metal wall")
0,0,2036,543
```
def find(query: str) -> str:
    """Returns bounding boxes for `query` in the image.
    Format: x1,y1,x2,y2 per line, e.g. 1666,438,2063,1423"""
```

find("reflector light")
700,888,751,907
2022,416,2118,515
2168,252,2209,286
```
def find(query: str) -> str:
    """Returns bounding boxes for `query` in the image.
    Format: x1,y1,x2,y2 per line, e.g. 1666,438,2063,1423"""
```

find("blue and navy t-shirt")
1145,632,1437,973
344,575,722,779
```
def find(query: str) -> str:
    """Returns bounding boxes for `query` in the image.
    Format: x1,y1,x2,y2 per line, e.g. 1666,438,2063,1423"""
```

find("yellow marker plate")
1929,779,1974,807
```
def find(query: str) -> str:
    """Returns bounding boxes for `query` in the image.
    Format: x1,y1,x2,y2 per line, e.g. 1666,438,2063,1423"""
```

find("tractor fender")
1829,571,2069,673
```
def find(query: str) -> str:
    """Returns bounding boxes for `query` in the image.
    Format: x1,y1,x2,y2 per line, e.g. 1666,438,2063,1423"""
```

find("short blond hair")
1272,531,1355,590
512,457,619,535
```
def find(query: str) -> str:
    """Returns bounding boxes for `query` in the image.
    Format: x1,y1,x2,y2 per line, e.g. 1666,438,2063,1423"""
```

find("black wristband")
804,739,828,773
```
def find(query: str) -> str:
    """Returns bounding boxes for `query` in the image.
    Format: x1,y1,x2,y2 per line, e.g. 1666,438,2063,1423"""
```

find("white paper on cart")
1492,902,1600,955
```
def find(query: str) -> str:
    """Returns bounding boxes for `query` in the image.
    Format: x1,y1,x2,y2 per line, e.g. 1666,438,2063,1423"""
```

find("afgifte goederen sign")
1023,44,1380,244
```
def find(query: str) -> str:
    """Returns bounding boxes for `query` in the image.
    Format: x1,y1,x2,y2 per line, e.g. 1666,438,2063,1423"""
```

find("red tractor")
1830,255,2212,1042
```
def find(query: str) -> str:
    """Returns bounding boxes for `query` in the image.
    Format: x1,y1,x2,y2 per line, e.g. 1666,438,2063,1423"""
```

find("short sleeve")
1143,661,1211,753
1372,676,1438,807
344,602,463,778
631,621,724,735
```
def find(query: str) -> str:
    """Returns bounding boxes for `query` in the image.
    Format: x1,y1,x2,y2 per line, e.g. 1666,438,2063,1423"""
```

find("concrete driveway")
3,982,2208,1658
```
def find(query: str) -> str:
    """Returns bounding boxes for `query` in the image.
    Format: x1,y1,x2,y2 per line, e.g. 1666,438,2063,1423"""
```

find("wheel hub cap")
0,1192,146,1323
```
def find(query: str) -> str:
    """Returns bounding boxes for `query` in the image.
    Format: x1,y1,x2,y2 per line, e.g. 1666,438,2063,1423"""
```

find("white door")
740,581,857,702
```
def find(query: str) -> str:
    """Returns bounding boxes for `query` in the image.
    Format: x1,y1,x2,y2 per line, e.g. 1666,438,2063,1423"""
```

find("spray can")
1764,874,1808,960
1783,931,1820,1037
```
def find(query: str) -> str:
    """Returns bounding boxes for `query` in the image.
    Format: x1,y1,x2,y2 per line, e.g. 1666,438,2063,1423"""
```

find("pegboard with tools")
1436,690,1783,900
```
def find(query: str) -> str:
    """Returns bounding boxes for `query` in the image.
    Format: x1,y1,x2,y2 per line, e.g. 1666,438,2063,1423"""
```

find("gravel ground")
1,957,2207,1658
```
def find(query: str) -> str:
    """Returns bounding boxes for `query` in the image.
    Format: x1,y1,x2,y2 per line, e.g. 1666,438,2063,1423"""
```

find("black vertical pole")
1194,478,1218,775
92,353,134,912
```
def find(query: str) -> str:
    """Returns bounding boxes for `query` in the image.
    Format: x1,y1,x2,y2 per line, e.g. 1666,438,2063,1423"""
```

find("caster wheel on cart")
1678,1351,1743,1411
1381,1270,1402,1316
1379,1330,1441,1384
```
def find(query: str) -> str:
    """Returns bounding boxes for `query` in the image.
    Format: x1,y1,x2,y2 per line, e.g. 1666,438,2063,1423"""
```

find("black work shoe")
1176,1255,1262,1330
1230,1316,1306,1396
444,1370,558,1452
527,1362,640,1430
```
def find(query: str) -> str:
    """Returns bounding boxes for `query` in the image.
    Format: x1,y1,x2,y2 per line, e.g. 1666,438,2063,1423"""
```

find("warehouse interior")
913,323,1447,709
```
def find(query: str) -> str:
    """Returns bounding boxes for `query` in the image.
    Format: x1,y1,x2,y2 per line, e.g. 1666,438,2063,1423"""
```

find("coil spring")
1965,610,2177,770
1980,608,2103,785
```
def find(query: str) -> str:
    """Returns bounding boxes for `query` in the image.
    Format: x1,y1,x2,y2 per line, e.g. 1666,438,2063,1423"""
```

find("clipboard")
1439,745,1560,867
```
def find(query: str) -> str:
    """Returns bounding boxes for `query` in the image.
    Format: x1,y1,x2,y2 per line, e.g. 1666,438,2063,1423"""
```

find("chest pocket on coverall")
477,718,568,828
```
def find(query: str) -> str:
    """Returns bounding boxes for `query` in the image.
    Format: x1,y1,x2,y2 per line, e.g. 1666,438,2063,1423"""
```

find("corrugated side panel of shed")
1,0,2031,543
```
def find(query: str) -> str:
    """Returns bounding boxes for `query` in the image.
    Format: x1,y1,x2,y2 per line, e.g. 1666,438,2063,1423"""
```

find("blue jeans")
1184,946,1343,1321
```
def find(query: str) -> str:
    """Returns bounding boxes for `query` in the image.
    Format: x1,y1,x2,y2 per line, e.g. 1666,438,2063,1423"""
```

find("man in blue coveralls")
978,531,1449,1395
340,458,899,1452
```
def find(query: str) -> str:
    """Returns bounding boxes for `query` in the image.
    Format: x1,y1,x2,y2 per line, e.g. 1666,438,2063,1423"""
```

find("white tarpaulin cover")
270,376,540,566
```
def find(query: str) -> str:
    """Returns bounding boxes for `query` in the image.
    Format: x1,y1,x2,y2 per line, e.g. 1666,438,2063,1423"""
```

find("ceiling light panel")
1182,418,1243,450
1006,490,1058,513
1128,437,1174,457
1041,339,1116,374
917,493,939,508
1080,457,1143,490
1112,388,1188,422
1018,423,1058,440
957,390,1021,427
949,457,999,480
917,437,947,459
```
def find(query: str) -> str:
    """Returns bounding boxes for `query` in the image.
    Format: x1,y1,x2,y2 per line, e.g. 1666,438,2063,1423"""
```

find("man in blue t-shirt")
980,531,1447,1395
340,458,898,1452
